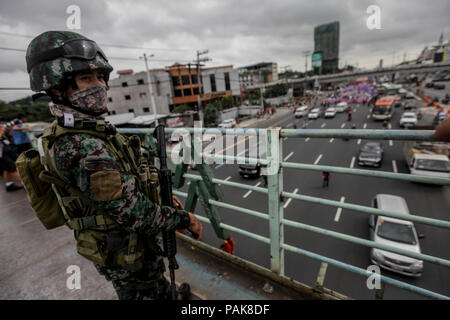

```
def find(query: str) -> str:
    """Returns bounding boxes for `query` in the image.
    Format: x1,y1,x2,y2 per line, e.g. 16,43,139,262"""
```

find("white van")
336,102,348,113
295,106,308,118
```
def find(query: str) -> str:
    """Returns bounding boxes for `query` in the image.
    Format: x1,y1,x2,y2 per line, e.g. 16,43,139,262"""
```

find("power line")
0,31,193,52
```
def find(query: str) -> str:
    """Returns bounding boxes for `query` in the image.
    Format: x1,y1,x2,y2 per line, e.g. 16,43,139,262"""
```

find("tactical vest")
17,120,161,272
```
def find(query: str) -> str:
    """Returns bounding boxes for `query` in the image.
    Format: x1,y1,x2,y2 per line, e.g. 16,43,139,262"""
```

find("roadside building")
237,62,278,87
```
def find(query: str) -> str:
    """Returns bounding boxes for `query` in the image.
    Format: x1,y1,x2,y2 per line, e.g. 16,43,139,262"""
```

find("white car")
218,119,236,128
369,194,424,277
295,106,308,118
399,112,418,127
336,102,348,112
308,108,320,119
324,107,337,118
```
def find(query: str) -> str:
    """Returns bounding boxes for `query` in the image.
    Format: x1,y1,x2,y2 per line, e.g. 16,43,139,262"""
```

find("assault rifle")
153,124,178,300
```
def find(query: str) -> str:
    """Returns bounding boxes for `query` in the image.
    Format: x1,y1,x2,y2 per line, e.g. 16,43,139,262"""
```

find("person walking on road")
322,171,330,187
260,164,268,187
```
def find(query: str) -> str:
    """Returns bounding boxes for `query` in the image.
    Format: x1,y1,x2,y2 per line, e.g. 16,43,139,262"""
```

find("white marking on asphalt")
329,138,334,143
305,137,310,142
237,148,248,156
334,197,346,222
357,139,361,145
243,182,261,198
283,137,288,141
363,123,367,129
392,160,398,173
218,176,231,186
314,154,323,165
284,151,294,161
350,156,356,168
341,123,346,128
283,188,298,209
389,140,393,147
388,123,392,129
367,115,370,119
321,123,326,128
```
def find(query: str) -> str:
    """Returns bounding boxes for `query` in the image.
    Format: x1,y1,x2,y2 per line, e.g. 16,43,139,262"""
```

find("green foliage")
263,83,288,98
172,104,192,114
0,95,53,122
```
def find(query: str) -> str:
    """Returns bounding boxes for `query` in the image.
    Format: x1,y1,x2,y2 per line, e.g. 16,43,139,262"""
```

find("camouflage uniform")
26,31,190,300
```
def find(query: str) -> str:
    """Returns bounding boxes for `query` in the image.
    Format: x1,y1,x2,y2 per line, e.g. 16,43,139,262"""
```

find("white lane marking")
237,148,248,156
357,139,361,145
350,156,356,168
388,123,392,129
218,176,231,186
305,137,310,142
334,196,346,222
363,123,367,129
321,123,326,128
243,182,261,198
283,137,288,141
392,160,398,173
367,115,370,119
314,154,323,165
284,151,294,161
329,138,334,143
341,123,346,128
389,140,393,147
283,188,299,209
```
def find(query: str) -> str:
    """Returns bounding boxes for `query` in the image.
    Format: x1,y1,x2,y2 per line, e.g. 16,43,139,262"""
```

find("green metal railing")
29,126,450,299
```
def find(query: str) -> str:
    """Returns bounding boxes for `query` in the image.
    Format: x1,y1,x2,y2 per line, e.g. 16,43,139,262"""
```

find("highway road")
176,102,450,300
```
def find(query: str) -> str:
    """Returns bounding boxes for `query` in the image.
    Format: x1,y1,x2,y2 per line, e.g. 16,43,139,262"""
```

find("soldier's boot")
177,282,191,300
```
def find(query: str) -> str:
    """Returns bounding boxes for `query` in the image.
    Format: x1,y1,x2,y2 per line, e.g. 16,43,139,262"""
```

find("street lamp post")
141,53,158,126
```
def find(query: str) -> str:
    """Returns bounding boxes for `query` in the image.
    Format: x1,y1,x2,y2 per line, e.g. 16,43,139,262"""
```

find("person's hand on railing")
434,117,450,142
173,195,203,240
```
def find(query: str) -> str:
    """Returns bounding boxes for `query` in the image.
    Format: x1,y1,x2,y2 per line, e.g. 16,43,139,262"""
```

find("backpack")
15,120,160,271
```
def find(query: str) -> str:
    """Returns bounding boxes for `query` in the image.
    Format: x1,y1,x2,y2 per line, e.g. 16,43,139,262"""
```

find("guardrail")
29,126,450,300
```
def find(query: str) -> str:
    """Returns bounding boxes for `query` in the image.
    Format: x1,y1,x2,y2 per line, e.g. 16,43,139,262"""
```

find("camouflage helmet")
26,31,113,92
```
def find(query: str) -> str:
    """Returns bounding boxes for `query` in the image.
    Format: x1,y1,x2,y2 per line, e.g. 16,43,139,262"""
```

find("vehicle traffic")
369,194,424,278
372,96,396,120
294,106,308,118
324,107,337,118
357,142,384,167
308,108,320,119
403,141,450,179
238,163,261,179
218,119,237,128
399,112,418,127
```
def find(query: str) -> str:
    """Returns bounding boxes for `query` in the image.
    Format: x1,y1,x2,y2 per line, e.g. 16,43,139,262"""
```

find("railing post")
266,127,284,275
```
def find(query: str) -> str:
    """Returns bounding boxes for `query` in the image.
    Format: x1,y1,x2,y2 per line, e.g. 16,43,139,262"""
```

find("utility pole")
259,70,264,109
195,50,211,124
302,50,310,94
141,53,158,125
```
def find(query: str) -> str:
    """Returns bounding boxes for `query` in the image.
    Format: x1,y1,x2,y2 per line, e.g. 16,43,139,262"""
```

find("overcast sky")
0,0,449,102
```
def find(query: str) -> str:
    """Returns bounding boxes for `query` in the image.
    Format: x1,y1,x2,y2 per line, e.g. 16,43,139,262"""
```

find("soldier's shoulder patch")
90,170,122,201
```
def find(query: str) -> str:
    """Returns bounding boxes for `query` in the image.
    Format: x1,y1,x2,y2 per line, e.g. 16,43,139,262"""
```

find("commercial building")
237,62,278,87
107,64,241,116
107,69,172,116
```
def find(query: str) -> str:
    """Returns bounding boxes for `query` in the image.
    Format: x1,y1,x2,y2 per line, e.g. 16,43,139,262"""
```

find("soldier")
25,31,203,300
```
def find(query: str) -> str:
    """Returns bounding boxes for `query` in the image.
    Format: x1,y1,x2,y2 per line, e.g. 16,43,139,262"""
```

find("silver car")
369,194,424,277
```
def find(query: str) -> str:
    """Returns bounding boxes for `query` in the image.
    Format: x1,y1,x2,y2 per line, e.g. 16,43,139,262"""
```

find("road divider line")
367,115,370,119
341,123,346,128
283,188,298,209
357,139,361,145
284,151,294,161
388,123,392,129
314,154,322,165
243,182,261,198
334,196,346,222
316,262,328,288
329,138,334,143
350,156,356,168
305,137,310,142
321,123,326,128
392,160,398,173
363,123,367,129
389,140,393,147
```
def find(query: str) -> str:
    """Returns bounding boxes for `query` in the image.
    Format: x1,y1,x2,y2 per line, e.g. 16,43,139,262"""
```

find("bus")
372,96,396,120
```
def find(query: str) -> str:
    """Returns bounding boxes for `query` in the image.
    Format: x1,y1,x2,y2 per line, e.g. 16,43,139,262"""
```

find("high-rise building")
314,21,340,73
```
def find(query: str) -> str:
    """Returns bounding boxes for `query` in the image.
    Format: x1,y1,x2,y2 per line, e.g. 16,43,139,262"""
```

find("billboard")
314,21,340,72
312,52,322,68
